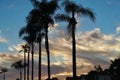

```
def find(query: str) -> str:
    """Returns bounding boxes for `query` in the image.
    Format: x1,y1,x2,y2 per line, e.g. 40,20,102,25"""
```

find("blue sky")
0,0,120,51
0,0,120,80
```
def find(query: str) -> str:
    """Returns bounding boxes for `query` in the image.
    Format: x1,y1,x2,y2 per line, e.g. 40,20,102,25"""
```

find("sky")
0,0,120,80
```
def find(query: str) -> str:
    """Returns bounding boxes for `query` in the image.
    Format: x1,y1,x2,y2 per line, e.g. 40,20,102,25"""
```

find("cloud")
0,36,8,43
0,30,8,43
116,26,120,34
8,42,25,52
1,28,120,80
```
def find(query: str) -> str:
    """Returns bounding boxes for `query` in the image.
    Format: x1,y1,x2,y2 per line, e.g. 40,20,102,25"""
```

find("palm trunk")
31,43,34,80
24,51,26,80
20,69,22,80
27,52,30,80
72,12,77,80
45,29,51,80
3,73,5,80
38,36,41,80
27,51,30,80
72,26,76,80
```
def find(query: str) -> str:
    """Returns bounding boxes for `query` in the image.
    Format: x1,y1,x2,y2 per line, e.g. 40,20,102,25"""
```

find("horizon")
0,0,120,80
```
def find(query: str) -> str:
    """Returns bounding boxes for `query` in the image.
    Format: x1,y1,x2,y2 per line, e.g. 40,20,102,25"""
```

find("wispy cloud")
116,26,120,34
0,36,8,43
0,30,8,43
1,27,120,80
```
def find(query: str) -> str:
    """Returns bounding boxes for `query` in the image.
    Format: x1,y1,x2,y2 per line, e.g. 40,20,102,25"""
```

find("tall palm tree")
11,60,24,80
1,68,8,80
26,44,30,80
36,31,44,80
19,27,36,80
55,0,95,80
30,0,59,80
19,9,38,80
19,44,30,80
26,7,44,80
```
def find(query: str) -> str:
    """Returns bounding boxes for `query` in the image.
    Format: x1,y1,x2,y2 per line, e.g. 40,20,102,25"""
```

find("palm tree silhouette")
25,6,44,80
1,68,8,80
26,44,30,80
11,60,24,80
55,0,95,80
19,25,36,80
30,0,59,80
19,44,30,80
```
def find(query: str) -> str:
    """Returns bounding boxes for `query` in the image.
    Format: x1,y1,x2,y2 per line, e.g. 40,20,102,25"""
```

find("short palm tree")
19,44,30,80
11,60,24,80
1,68,8,80
55,0,95,80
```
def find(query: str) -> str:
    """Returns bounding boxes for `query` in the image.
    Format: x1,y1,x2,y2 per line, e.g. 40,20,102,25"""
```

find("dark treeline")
65,58,120,80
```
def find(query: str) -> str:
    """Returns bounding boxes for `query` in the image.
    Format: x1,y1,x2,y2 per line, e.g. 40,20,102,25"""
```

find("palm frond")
48,0,60,15
1,68,8,72
77,7,96,22
62,0,78,13
11,60,24,70
67,22,73,39
22,36,32,44
30,0,40,9
19,27,27,37
55,14,71,22
19,50,23,53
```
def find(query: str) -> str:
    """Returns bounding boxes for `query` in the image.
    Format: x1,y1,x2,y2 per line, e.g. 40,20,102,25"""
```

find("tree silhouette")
30,0,59,80
1,68,8,80
19,44,30,80
55,0,95,80
109,58,120,80
11,60,24,80
19,44,27,80
94,65,103,72
26,6,45,80
19,26,36,80
19,7,39,80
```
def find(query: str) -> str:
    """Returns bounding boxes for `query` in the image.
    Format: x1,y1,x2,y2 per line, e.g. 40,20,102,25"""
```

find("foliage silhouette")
19,7,38,80
19,44,28,80
11,60,24,80
30,0,59,80
1,68,8,80
55,0,95,80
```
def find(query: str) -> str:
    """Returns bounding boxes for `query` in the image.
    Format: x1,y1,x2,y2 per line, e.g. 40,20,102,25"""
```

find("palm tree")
19,27,36,80
1,68,8,80
11,60,24,80
19,9,38,80
26,7,44,80
30,0,59,80
36,31,44,80
55,0,95,80
19,44,30,80
26,44,30,80
94,65,103,72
